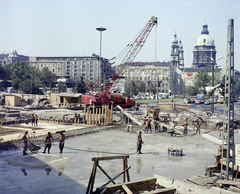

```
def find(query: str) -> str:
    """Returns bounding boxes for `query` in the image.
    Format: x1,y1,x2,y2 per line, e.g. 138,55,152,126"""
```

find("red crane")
82,16,157,107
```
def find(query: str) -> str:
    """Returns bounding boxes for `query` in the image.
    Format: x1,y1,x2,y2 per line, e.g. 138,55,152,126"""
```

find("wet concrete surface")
0,126,228,194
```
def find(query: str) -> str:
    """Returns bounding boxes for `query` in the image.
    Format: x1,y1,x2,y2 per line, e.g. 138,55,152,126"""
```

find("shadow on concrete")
0,142,87,194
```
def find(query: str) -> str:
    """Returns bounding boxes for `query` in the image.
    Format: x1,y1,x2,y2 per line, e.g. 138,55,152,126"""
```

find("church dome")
196,34,214,46
9,49,18,57
195,22,214,46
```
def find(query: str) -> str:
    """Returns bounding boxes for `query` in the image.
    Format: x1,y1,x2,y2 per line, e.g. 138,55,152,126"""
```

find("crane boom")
84,16,157,106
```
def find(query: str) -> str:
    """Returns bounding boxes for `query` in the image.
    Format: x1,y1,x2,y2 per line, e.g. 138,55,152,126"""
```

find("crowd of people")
22,131,66,155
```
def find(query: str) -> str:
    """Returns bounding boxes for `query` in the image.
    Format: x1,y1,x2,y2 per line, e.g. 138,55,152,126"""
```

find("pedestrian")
148,118,152,133
35,115,38,126
43,132,53,154
144,119,149,133
143,116,147,125
183,120,188,136
22,131,28,155
137,131,143,154
219,126,223,137
195,121,200,135
59,132,65,154
31,114,35,127
171,121,175,130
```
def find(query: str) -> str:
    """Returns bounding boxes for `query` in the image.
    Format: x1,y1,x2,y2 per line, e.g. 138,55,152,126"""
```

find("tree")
138,81,146,92
0,64,7,80
18,79,32,93
75,77,86,93
57,81,67,92
41,67,57,87
186,86,199,96
146,82,156,94
194,69,211,93
125,81,138,97
10,61,33,81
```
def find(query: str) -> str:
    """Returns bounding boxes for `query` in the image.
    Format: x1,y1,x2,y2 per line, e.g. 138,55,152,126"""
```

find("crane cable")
64,146,137,155
111,21,149,66
42,142,138,155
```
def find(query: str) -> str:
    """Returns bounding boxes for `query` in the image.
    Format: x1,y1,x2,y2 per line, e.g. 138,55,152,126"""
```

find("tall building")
124,61,174,94
192,22,216,68
29,54,111,83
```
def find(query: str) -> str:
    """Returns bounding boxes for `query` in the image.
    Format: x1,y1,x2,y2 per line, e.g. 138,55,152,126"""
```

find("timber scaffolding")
0,104,114,126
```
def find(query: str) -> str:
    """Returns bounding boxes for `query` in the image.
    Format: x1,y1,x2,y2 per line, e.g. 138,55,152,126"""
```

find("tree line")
1,61,240,96
0,61,86,94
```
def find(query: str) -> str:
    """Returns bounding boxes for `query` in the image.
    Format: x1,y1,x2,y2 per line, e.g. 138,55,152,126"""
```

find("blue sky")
1,0,239,69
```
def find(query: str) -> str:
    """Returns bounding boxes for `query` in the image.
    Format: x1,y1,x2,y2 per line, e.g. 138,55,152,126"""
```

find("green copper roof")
196,34,214,46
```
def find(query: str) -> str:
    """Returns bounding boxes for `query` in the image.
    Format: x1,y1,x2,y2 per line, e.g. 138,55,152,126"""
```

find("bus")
195,94,209,104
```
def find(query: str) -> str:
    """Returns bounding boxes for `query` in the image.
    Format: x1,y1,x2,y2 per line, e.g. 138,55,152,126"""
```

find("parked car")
190,98,195,103
204,99,211,105
195,99,201,104
183,98,191,104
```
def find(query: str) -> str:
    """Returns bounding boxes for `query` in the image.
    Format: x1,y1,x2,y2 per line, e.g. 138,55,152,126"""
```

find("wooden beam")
117,105,142,126
102,166,131,187
122,184,133,194
92,155,129,161
97,164,116,185
144,187,176,194
215,179,240,186
103,178,157,194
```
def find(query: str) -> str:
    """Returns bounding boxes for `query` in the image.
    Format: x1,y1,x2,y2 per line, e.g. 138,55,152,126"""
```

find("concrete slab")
0,127,225,193
0,122,85,142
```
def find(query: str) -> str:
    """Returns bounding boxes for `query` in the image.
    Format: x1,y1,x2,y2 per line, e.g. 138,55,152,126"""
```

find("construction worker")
59,132,65,154
31,114,35,127
43,132,53,154
22,131,28,155
183,120,188,136
35,115,38,126
195,121,200,135
137,131,143,154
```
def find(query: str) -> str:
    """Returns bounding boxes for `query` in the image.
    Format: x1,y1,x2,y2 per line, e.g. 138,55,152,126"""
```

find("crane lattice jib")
96,16,157,105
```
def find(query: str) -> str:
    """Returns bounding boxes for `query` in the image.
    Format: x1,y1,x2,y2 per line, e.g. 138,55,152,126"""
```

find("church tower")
171,32,179,67
192,22,216,68
178,39,184,67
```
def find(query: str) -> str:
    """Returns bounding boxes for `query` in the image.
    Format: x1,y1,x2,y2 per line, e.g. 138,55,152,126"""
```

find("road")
190,101,240,119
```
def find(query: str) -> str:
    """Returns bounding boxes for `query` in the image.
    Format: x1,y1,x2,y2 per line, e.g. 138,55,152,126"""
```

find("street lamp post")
96,27,107,91
207,56,223,112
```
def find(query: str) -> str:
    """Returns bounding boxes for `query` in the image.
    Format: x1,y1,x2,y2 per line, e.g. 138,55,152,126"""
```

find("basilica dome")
195,22,214,46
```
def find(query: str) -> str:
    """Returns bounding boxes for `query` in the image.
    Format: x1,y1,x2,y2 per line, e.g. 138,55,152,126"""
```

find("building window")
53,69,54,72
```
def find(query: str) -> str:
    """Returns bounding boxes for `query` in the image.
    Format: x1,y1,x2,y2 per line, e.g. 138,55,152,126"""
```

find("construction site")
1,18,239,194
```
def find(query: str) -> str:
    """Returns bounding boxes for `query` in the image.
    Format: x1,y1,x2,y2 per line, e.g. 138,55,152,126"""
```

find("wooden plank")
122,184,133,194
102,166,131,187
229,186,240,193
144,187,176,194
97,164,116,185
92,155,129,161
216,179,240,186
104,178,157,194
117,105,142,126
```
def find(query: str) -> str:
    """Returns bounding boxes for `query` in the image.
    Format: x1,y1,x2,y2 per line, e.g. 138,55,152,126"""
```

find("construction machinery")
81,16,158,109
